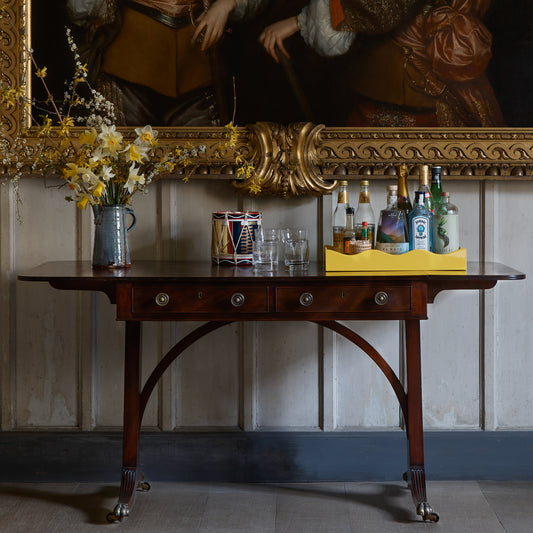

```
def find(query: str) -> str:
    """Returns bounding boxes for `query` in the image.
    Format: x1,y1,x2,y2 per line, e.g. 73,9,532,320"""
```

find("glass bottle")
430,165,443,209
397,163,412,215
343,207,357,255
376,185,409,255
408,191,433,251
418,164,433,213
354,179,375,247
433,191,460,254
332,180,351,252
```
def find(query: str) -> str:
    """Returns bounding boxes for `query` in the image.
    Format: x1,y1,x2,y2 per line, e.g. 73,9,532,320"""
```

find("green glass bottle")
430,166,443,209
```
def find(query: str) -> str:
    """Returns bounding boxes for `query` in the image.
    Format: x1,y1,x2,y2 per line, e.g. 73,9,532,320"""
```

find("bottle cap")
386,185,398,191
339,180,348,186
362,221,368,226
441,192,449,197
360,180,369,186
346,207,355,214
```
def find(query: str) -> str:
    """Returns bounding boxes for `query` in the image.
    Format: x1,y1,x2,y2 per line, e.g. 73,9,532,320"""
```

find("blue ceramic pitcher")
92,205,136,269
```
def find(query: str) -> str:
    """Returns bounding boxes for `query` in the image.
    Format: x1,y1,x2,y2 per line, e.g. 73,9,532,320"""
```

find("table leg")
405,319,439,523
107,321,146,522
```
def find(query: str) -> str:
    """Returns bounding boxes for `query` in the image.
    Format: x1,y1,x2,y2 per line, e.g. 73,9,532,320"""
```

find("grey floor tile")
479,481,533,533
198,486,277,533
344,481,429,532
1,481,533,532
426,481,505,533
275,483,352,533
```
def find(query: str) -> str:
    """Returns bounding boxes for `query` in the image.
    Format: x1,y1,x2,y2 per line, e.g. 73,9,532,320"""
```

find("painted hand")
192,0,237,51
259,16,300,63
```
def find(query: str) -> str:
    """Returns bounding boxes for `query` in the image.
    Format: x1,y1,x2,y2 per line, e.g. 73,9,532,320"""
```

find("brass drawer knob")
155,292,170,307
374,291,389,306
299,292,314,307
231,292,245,307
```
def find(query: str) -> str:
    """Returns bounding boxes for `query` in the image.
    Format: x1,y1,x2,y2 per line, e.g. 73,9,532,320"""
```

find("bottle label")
433,214,459,254
410,215,431,251
344,237,357,255
376,211,408,254
376,242,409,255
355,223,375,247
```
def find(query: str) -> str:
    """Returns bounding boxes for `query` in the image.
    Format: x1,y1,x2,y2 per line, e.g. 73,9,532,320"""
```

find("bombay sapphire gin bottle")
408,191,433,251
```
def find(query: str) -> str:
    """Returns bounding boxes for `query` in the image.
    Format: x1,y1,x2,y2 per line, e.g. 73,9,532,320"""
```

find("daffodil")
97,124,123,156
76,196,90,210
100,165,115,182
62,162,79,180
79,127,97,146
93,181,105,198
124,143,148,163
125,163,145,194
134,125,158,146
79,167,98,185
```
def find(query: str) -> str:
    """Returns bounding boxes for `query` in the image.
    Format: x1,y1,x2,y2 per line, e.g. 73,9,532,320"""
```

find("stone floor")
0,481,531,532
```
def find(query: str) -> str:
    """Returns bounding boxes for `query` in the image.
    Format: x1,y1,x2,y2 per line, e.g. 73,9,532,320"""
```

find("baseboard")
1,431,532,483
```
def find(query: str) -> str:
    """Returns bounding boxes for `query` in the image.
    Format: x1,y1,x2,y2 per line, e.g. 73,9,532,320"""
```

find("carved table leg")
405,319,439,523
107,321,143,522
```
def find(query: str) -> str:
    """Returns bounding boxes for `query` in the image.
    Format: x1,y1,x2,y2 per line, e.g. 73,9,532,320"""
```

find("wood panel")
1,175,531,436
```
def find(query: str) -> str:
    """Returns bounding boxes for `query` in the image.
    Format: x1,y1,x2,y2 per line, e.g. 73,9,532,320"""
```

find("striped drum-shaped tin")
211,211,262,265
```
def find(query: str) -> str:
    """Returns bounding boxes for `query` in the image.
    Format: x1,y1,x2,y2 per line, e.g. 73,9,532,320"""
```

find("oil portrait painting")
30,0,533,129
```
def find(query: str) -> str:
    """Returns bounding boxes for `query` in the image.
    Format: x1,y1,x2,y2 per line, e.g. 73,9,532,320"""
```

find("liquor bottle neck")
398,177,409,198
338,189,348,204
359,190,370,203
346,213,354,229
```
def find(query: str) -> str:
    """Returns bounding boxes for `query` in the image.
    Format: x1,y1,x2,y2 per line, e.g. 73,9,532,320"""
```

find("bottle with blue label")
408,191,433,251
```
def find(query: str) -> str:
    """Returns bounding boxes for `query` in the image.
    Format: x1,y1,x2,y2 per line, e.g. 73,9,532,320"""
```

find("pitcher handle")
125,208,136,232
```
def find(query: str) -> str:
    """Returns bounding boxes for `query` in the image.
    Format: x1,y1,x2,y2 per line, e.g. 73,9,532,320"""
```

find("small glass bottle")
343,207,357,254
354,180,375,247
433,191,460,254
333,180,351,252
397,163,412,215
430,166,443,209
376,185,409,255
418,164,433,213
408,191,433,251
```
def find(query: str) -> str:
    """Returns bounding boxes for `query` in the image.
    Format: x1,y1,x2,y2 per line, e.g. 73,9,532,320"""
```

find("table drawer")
131,286,269,315
275,285,411,313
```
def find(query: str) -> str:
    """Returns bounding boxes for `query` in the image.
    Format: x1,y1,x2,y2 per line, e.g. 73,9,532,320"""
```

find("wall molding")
1,431,532,483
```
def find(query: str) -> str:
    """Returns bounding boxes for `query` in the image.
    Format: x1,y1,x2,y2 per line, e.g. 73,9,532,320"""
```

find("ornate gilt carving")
233,122,337,198
2,1,533,196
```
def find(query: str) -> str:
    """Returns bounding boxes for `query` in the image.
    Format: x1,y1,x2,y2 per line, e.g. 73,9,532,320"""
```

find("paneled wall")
1,176,532,432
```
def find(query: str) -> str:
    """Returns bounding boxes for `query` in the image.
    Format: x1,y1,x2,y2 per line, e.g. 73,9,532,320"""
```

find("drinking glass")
253,227,280,271
283,227,309,270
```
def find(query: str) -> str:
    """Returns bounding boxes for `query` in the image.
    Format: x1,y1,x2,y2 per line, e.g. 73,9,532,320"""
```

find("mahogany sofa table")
18,260,525,523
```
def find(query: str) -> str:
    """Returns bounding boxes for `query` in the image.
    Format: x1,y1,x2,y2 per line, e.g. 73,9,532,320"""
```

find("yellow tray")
325,246,467,272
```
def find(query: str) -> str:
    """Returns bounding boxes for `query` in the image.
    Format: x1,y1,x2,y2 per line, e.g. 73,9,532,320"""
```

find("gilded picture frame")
2,0,533,198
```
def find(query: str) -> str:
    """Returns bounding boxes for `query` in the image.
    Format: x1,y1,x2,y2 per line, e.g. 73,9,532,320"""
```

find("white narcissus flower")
134,125,158,146
125,163,145,194
100,165,114,182
79,166,98,185
97,124,123,156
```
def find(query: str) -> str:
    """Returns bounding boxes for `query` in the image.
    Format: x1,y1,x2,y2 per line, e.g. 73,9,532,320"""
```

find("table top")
18,261,525,284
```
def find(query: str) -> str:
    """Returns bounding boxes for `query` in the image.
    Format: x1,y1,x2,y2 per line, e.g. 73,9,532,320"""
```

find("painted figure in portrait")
251,0,505,127
36,0,264,126
31,1,531,127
